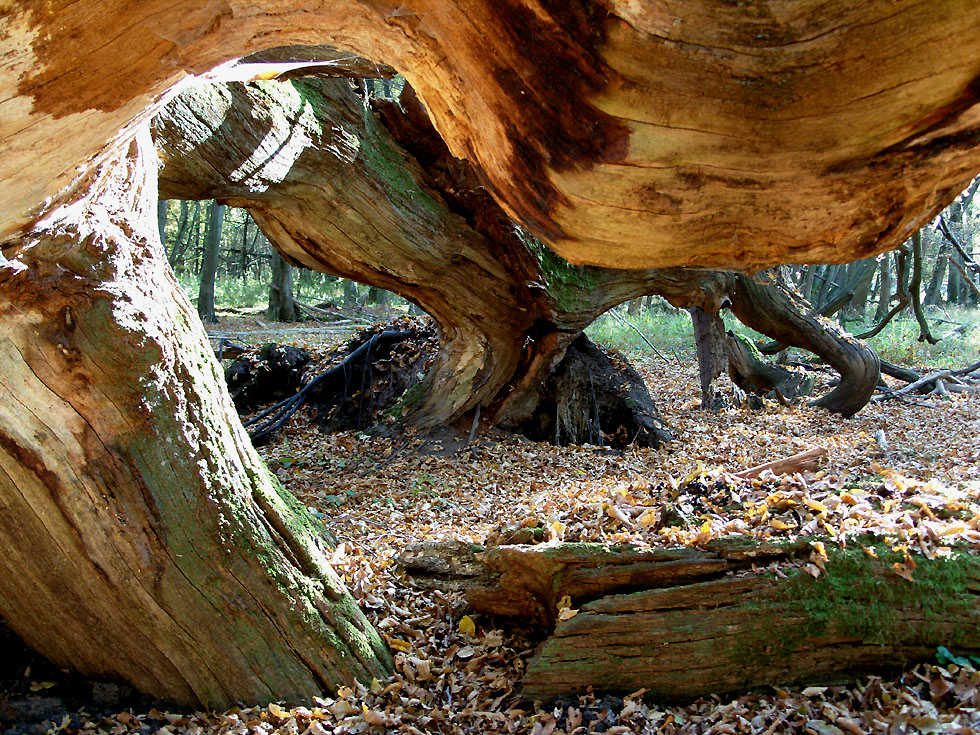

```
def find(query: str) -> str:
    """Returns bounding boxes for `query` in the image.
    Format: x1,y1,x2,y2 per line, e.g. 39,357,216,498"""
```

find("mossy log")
399,538,980,702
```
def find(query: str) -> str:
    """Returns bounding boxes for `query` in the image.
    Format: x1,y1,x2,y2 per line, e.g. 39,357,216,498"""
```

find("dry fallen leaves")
35,346,980,734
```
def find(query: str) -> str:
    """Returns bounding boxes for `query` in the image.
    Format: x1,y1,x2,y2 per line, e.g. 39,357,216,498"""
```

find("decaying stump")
227,327,670,449
227,343,311,409
399,536,980,702
510,335,672,448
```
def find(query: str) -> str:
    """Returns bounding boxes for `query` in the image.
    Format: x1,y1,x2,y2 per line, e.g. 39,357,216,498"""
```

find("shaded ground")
2,318,980,733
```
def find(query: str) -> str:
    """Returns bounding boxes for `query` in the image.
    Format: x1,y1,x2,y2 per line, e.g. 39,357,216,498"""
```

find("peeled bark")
0,129,391,709
5,2,980,272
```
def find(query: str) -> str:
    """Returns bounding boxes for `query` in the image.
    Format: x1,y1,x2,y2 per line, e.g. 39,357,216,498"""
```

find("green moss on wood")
784,542,980,644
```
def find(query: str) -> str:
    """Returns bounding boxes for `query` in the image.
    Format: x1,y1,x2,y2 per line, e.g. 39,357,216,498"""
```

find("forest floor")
3,314,980,735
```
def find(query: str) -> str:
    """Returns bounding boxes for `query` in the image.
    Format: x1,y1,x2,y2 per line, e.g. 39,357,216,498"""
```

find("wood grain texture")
400,537,980,702
4,1,980,268
0,128,392,708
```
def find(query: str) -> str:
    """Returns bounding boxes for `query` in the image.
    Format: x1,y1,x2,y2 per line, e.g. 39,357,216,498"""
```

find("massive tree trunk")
0,129,392,709
155,77,714,438
5,2,980,272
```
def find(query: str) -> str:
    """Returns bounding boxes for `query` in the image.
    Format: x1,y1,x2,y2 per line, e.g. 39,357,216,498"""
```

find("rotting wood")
398,536,980,702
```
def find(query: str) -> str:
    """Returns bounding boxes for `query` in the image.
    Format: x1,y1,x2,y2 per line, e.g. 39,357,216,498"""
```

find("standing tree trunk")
924,244,947,307
268,250,297,321
690,307,730,411
0,128,391,709
198,200,224,323
157,199,168,248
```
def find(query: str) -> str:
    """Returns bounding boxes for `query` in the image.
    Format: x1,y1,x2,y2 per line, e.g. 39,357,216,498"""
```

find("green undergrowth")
587,306,980,368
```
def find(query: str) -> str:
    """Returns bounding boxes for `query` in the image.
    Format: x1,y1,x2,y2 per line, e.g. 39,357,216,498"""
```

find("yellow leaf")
370,677,383,695
458,614,476,636
29,681,56,692
548,520,566,541
769,519,794,530
803,497,827,513
637,509,659,527
557,595,572,611
812,540,827,561
389,637,413,653
336,685,354,699
268,703,287,719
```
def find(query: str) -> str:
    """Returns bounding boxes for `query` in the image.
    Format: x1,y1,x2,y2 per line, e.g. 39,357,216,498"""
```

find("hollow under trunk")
0,129,391,710
229,325,671,450
155,78,704,441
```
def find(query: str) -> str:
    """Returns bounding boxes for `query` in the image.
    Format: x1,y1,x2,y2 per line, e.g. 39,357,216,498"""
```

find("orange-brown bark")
4,1,980,269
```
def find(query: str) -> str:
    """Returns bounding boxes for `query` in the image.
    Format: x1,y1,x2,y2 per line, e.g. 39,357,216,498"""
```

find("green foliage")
587,302,980,369
858,308,980,366
937,645,980,668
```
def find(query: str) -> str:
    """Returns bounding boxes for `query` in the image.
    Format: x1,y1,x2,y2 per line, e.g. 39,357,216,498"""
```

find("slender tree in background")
197,201,224,323
268,250,298,321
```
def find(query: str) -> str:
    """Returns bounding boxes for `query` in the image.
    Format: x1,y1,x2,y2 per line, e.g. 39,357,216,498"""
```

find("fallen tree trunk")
400,537,980,702
7,2,980,273
156,77,697,444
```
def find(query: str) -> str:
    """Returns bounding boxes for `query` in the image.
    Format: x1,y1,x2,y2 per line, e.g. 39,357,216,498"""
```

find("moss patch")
784,542,980,644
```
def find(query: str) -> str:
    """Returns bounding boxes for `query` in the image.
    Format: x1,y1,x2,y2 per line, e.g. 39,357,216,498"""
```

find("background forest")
160,189,980,366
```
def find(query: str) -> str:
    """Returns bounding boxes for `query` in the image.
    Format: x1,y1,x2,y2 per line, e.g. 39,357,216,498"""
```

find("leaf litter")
9,351,980,734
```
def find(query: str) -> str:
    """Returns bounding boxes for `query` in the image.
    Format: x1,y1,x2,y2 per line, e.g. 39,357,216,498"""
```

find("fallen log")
733,447,828,479
398,537,980,702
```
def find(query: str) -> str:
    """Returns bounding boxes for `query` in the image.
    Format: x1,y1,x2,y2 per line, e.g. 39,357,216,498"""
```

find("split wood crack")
398,534,980,702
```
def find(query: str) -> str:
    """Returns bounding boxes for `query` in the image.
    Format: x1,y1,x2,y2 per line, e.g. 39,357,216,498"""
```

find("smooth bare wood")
733,447,828,479
5,2,980,270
